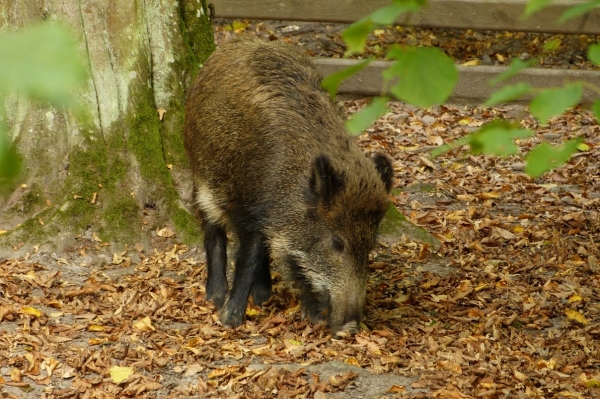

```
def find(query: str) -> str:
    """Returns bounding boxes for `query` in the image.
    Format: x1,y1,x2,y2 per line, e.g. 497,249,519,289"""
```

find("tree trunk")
0,0,215,253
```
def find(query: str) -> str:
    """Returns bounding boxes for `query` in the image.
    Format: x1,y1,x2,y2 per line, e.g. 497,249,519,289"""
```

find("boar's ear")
372,153,393,192
308,155,346,205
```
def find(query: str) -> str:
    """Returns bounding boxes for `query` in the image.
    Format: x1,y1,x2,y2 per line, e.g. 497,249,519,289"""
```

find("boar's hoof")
333,320,359,338
205,286,227,309
251,283,272,306
301,303,328,325
219,300,245,328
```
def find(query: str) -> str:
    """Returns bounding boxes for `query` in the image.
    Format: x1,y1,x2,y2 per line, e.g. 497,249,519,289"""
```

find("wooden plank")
313,58,600,104
211,0,600,34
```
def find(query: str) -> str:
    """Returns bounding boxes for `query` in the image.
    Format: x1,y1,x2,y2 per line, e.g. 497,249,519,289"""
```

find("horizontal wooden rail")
211,0,600,35
313,58,600,104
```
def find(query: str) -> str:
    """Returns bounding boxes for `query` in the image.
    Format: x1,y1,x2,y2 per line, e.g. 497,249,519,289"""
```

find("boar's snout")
329,288,365,337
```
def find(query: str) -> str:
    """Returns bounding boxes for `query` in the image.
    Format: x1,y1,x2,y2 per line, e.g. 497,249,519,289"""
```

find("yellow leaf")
21,306,42,318
462,59,480,66
479,191,500,199
584,379,600,388
286,339,303,346
245,307,261,317
344,357,360,366
474,283,488,292
110,366,133,384
513,226,525,234
576,142,590,151
568,294,583,303
89,324,105,332
133,316,155,332
88,338,109,346
565,309,589,325
459,118,471,125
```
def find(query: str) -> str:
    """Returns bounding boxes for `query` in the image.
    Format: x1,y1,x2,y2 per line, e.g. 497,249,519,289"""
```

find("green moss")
126,67,202,245
378,204,408,235
56,132,129,232
20,183,46,214
0,206,58,247
379,204,441,250
171,206,202,242
99,196,141,242
160,0,216,170
178,0,216,78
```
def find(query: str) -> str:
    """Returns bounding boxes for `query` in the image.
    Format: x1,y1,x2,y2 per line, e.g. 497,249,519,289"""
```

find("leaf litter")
1,99,599,398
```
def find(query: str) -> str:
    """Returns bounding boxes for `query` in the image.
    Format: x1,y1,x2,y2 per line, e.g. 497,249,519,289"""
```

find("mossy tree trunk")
0,0,214,253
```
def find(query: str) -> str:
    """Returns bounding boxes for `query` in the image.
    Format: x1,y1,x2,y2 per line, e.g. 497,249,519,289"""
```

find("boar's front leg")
204,222,228,308
250,243,272,306
220,232,268,328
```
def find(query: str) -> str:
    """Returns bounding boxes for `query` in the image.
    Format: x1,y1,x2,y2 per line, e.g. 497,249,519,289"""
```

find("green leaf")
524,0,555,18
322,59,372,100
525,138,582,177
543,38,562,52
384,46,458,107
489,58,537,86
432,121,533,157
560,0,600,23
588,43,600,66
592,99,600,122
342,0,426,56
0,131,21,186
0,22,87,106
346,96,389,135
342,18,374,56
468,121,533,156
529,83,583,125
484,83,532,107
370,1,422,25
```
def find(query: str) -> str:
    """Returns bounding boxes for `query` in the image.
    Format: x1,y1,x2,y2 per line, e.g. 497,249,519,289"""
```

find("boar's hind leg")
204,222,228,308
220,233,268,328
250,243,272,306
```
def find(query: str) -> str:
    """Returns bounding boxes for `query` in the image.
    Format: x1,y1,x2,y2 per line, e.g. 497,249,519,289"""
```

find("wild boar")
184,37,393,335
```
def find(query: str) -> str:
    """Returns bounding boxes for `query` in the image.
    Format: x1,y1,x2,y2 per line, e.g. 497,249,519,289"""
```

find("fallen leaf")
110,366,133,384
565,309,589,325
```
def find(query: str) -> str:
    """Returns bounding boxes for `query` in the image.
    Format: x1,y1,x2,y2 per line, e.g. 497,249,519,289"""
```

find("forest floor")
1,23,600,399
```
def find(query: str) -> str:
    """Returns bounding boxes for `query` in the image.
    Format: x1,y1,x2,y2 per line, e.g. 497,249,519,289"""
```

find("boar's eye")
331,236,345,252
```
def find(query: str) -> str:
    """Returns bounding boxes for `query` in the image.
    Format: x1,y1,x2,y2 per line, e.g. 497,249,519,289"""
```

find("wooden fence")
210,0,600,104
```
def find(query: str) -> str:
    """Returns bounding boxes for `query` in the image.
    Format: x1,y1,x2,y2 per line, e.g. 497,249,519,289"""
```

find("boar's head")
271,153,393,336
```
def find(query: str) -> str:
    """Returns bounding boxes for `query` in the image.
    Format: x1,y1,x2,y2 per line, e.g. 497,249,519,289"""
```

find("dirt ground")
1,23,600,399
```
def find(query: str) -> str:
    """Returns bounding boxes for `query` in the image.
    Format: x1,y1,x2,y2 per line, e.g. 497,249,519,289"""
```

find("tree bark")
0,0,215,253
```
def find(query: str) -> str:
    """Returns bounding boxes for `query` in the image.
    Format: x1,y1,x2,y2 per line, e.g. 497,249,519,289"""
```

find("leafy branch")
322,0,600,178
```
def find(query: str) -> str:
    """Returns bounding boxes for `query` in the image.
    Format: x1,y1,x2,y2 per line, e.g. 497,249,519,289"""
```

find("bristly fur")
184,37,393,334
